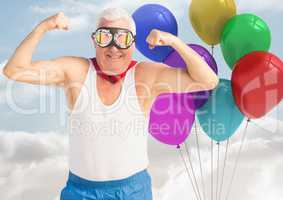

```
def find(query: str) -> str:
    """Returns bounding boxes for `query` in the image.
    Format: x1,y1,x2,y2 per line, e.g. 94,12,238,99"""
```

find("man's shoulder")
137,61,169,78
61,56,90,80
138,61,169,69
59,56,90,67
58,56,90,73
136,61,168,86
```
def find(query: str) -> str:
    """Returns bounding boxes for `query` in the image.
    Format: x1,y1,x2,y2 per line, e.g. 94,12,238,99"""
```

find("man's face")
94,19,135,74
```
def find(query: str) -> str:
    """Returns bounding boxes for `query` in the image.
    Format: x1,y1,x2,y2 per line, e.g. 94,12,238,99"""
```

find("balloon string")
211,45,215,56
211,139,214,200
225,118,250,200
219,91,233,200
216,142,220,200
218,139,230,200
195,122,206,200
185,141,203,200
179,146,200,200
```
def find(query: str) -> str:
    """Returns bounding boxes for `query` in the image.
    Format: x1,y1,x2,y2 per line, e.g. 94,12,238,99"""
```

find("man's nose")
109,44,119,52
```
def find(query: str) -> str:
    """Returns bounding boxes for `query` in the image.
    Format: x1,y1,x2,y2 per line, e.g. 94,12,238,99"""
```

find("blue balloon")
132,4,178,62
196,79,245,142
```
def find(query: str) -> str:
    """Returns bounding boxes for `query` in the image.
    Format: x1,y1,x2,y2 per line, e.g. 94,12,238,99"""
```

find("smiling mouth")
107,55,122,59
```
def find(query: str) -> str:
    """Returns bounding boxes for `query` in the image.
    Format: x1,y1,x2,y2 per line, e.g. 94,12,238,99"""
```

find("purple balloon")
149,93,195,146
164,44,218,109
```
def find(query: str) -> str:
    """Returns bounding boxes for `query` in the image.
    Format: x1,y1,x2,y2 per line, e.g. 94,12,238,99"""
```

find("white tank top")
66,59,150,181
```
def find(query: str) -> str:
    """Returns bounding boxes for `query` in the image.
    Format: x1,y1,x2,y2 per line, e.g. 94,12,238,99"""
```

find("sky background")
0,0,283,200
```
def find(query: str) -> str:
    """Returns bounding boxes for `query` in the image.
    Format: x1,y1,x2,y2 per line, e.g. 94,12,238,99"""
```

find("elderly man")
3,7,218,200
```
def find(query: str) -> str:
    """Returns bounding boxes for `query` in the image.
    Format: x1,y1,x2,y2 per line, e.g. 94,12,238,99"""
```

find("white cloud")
31,0,100,15
237,0,283,12
148,117,283,200
68,14,90,32
0,118,282,199
0,131,68,200
30,0,100,32
31,0,103,32
30,0,189,32
100,0,189,18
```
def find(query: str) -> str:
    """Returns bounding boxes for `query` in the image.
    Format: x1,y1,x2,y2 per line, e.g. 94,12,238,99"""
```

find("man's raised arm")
2,12,73,87
146,29,219,96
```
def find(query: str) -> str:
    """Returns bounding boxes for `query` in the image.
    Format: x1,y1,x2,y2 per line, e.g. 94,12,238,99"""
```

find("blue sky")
1,0,282,66
0,1,283,200
0,0,283,132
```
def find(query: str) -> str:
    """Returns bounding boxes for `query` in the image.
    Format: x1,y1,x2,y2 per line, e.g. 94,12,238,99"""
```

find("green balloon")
220,13,271,69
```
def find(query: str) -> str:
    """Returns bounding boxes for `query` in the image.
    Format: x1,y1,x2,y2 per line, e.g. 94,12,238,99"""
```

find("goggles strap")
90,58,137,84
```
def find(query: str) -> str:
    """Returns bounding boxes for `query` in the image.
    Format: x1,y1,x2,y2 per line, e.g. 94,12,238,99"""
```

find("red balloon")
232,51,283,119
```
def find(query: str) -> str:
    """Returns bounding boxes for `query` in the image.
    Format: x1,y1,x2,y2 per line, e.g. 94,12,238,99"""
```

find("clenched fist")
38,12,70,32
146,29,176,49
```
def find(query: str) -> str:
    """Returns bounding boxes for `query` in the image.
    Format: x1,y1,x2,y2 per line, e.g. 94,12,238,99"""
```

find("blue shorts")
60,169,153,200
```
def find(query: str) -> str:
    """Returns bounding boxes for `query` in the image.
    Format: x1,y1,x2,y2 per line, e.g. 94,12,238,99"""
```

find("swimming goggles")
92,27,136,49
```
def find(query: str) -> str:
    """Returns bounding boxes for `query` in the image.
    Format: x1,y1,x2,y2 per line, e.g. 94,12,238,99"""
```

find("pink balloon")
149,93,195,146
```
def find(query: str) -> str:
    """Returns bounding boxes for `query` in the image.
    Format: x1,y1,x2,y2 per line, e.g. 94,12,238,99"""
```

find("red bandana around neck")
90,58,137,84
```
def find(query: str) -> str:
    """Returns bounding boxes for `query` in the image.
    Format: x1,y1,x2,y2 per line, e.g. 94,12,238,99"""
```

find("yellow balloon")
189,0,237,45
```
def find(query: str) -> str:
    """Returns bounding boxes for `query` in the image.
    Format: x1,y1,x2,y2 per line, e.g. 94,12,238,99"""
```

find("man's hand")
37,11,70,32
146,29,177,49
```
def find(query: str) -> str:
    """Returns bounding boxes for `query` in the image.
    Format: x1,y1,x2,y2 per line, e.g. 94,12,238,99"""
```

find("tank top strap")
123,61,138,91
67,58,93,116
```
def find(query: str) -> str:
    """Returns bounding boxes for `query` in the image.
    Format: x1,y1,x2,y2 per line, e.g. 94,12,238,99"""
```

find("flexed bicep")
149,62,213,97
3,56,71,87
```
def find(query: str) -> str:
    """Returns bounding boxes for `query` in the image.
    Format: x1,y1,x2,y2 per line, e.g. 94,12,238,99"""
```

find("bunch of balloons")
189,0,283,142
132,2,283,145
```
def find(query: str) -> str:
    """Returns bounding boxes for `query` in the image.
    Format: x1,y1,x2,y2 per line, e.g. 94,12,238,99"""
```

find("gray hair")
95,7,136,35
